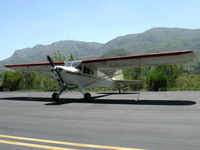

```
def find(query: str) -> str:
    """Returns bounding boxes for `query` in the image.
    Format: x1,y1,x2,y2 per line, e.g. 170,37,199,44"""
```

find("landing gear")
118,88,121,94
52,85,67,103
84,93,92,102
52,92,59,102
79,86,92,102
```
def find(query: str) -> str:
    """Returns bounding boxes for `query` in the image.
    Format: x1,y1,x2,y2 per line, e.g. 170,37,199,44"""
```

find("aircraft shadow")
0,96,196,106
97,92,140,95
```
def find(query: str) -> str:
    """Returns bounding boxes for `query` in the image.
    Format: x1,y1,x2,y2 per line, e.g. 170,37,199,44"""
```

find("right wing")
81,51,195,68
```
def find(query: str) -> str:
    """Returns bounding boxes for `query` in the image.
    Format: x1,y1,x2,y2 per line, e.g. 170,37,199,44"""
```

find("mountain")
2,40,103,64
101,27,200,55
99,48,130,58
1,27,200,73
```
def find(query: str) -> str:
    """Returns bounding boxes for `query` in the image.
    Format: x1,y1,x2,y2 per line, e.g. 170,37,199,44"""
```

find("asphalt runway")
0,91,199,150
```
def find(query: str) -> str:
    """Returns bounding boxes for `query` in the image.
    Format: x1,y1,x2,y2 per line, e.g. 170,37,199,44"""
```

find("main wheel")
84,93,92,102
52,92,60,102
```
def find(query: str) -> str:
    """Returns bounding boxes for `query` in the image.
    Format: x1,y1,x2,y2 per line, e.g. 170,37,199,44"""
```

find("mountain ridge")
100,27,200,55
2,40,104,64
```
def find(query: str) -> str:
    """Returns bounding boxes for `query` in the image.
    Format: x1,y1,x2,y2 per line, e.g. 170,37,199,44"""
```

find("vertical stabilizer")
112,69,124,80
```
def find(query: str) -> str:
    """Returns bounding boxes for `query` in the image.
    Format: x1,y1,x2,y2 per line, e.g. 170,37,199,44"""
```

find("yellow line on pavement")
0,139,77,150
0,134,146,150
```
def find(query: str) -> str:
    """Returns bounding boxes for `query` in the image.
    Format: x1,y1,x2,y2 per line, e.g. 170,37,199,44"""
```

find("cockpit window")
65,62,72,67
65,61,81,67
65,61,94,75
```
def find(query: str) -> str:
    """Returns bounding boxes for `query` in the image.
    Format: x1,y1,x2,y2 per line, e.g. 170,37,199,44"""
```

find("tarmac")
0,91,199,150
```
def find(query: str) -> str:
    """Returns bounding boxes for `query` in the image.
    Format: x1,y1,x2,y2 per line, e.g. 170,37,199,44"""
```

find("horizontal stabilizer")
114,80,140,87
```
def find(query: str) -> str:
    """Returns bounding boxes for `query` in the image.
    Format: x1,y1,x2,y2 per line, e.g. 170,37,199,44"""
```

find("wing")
81,51,195,68
5,62,64,72
5,51,195,71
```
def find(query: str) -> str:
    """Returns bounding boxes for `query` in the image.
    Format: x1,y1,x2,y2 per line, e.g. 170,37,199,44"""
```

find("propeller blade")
55,68,65,84
47,56,54,67
47,56,65,84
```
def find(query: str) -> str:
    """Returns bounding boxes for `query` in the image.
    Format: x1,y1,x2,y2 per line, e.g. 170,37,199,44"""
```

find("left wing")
81,51,195,68
5,62,64,72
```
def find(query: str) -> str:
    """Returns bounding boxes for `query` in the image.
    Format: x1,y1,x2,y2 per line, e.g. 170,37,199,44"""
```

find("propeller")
47,56,65,84
47,55,54,67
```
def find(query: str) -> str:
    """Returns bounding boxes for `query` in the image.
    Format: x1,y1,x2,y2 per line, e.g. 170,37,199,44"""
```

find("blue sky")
0,0,199,60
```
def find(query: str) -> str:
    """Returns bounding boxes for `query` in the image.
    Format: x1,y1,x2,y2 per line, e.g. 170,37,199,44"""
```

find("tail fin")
112,69,123,80
112,69,141,89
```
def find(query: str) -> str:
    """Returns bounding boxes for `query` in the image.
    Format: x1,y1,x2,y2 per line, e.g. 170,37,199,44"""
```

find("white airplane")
5,51,195,102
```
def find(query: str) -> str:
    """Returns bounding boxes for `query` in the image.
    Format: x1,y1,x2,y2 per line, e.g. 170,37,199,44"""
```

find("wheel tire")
84,93,92,102
52,92,60,102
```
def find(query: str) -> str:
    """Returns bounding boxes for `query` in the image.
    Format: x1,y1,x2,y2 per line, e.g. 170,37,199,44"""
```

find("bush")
20,72,59,91
175,74,200,90
2,71,59,91
146,65,183,91
3,71,22,91
146,70,168,91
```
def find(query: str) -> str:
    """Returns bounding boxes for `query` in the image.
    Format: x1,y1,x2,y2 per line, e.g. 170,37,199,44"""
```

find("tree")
146,64,183,91
146,69,168,91
68,54,79,61
3,71,22,91
21,72,59,91
0,73,2,85
68,54,74,61
53,51,66,62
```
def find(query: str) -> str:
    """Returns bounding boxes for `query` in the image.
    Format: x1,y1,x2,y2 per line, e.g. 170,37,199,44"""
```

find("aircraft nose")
51,67,63,73
65,67,79,74
51,67,55,73
50,68,57,74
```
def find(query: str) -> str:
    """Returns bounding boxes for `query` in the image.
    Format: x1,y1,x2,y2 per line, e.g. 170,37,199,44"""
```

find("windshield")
65,61,81,67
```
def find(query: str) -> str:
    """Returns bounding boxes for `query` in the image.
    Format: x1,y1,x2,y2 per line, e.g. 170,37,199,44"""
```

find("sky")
0,0,200,60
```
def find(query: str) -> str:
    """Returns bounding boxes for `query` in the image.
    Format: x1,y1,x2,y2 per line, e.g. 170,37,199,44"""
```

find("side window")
77,64,82,71
83,66,93,75
91,70,94,75
83,66,90,74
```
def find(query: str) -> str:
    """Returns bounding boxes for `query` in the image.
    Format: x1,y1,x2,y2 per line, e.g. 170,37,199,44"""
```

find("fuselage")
51,66,117,89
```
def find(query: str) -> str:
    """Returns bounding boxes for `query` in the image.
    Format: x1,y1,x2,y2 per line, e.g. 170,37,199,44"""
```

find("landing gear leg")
52,84,67,103
118,88,121,94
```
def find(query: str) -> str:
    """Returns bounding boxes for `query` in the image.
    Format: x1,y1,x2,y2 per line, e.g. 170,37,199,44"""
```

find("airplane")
5,50,195,102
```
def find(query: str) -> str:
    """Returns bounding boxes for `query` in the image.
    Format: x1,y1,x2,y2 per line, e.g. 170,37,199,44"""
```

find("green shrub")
3,71,22,91
146,70,168,91
175,74,200,90
145,65,183,91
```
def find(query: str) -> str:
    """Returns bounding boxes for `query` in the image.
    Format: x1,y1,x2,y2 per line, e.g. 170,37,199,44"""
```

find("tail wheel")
52,92,60,102
84,93,92,102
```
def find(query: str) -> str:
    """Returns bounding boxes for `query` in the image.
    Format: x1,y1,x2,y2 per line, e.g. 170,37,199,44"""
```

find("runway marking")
0,139,77,150
0,134,146,150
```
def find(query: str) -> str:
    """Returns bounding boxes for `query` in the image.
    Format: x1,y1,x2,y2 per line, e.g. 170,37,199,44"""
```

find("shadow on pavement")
0,96,196,106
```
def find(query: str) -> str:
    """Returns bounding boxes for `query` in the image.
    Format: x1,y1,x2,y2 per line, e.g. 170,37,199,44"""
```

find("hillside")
99,48,130,58
2,41,103,64
1,27,200,72
101,28,200,55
